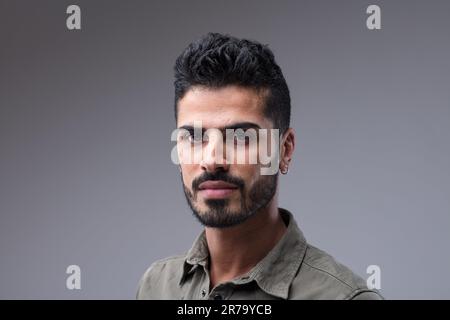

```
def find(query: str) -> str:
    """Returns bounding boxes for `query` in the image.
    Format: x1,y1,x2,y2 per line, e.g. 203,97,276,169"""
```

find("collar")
180,208,307,299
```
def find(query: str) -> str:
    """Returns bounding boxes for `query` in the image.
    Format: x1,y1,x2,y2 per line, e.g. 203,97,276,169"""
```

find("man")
137,33,383,300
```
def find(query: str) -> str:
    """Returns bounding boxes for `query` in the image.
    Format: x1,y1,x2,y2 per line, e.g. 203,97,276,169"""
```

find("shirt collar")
180,208,308,299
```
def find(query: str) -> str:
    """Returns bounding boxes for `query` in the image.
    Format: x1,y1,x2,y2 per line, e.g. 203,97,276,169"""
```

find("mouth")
197,180,239,199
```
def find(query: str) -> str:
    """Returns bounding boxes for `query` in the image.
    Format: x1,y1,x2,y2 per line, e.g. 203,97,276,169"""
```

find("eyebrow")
178,122,262,132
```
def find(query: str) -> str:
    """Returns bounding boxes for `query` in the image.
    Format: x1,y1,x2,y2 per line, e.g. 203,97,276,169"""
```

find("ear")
279,128,295,174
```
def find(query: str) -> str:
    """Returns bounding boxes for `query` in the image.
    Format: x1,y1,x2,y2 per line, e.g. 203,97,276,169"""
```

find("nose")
200,129,229,173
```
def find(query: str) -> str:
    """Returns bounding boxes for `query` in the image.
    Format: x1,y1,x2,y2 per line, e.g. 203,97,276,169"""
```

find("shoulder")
136,254,186,300
290,244,383,300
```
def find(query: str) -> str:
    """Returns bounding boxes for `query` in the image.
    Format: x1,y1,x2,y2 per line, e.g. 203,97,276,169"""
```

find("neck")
205,195,287,289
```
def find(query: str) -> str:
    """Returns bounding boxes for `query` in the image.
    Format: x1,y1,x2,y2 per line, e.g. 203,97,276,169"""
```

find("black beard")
182,170,278,228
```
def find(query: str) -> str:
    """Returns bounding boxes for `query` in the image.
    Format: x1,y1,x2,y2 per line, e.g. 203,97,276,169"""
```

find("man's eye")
188,134,202,143
233,130,248,143
186,132,208,143
235,133,245,141
178,131,190,141
178,130,202,143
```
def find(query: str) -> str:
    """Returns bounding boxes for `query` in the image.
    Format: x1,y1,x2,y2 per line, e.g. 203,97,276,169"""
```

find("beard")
182,170,278,228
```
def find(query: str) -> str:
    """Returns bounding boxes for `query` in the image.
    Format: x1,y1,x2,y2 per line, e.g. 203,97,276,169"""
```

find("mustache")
192,171,245,192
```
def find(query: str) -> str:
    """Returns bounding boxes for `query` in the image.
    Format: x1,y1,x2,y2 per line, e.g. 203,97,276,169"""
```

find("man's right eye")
180,130,208,143
187,134,204,143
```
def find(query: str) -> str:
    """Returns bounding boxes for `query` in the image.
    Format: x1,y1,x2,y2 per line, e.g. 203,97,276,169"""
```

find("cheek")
232,164,260,188
181,164,197,185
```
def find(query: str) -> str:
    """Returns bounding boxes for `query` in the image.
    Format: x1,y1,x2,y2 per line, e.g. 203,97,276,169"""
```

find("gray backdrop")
1,0,449,299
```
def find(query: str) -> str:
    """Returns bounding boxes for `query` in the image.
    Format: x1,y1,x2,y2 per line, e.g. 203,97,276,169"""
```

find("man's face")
176,85,278,228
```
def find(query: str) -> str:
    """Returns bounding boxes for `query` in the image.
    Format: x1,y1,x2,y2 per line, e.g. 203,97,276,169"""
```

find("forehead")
177,85,272,128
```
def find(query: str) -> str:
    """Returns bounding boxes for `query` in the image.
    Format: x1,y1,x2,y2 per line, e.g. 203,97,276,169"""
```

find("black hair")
174,32,291,134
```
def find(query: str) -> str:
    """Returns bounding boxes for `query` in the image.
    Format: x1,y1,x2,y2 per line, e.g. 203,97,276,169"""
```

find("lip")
198,180,238,199
198,180,238,190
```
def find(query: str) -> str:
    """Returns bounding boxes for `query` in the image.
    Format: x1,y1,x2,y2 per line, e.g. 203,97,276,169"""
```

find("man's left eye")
234,129,248,143
234,131,246,141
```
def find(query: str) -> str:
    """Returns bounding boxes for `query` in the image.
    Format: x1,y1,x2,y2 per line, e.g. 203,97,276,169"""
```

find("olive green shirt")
137,208,383,300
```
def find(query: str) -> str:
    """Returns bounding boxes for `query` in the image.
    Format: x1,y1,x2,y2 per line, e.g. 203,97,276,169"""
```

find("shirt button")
213,294,223,300
201,289,207,297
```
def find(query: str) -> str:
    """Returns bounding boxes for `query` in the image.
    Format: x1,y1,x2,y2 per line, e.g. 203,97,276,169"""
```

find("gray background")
1,0,449,299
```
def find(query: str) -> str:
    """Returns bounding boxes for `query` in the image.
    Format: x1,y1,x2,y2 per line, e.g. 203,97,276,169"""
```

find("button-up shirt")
137,208,383,300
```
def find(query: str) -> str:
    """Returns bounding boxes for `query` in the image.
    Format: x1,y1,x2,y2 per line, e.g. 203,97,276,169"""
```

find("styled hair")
174,32,291,134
